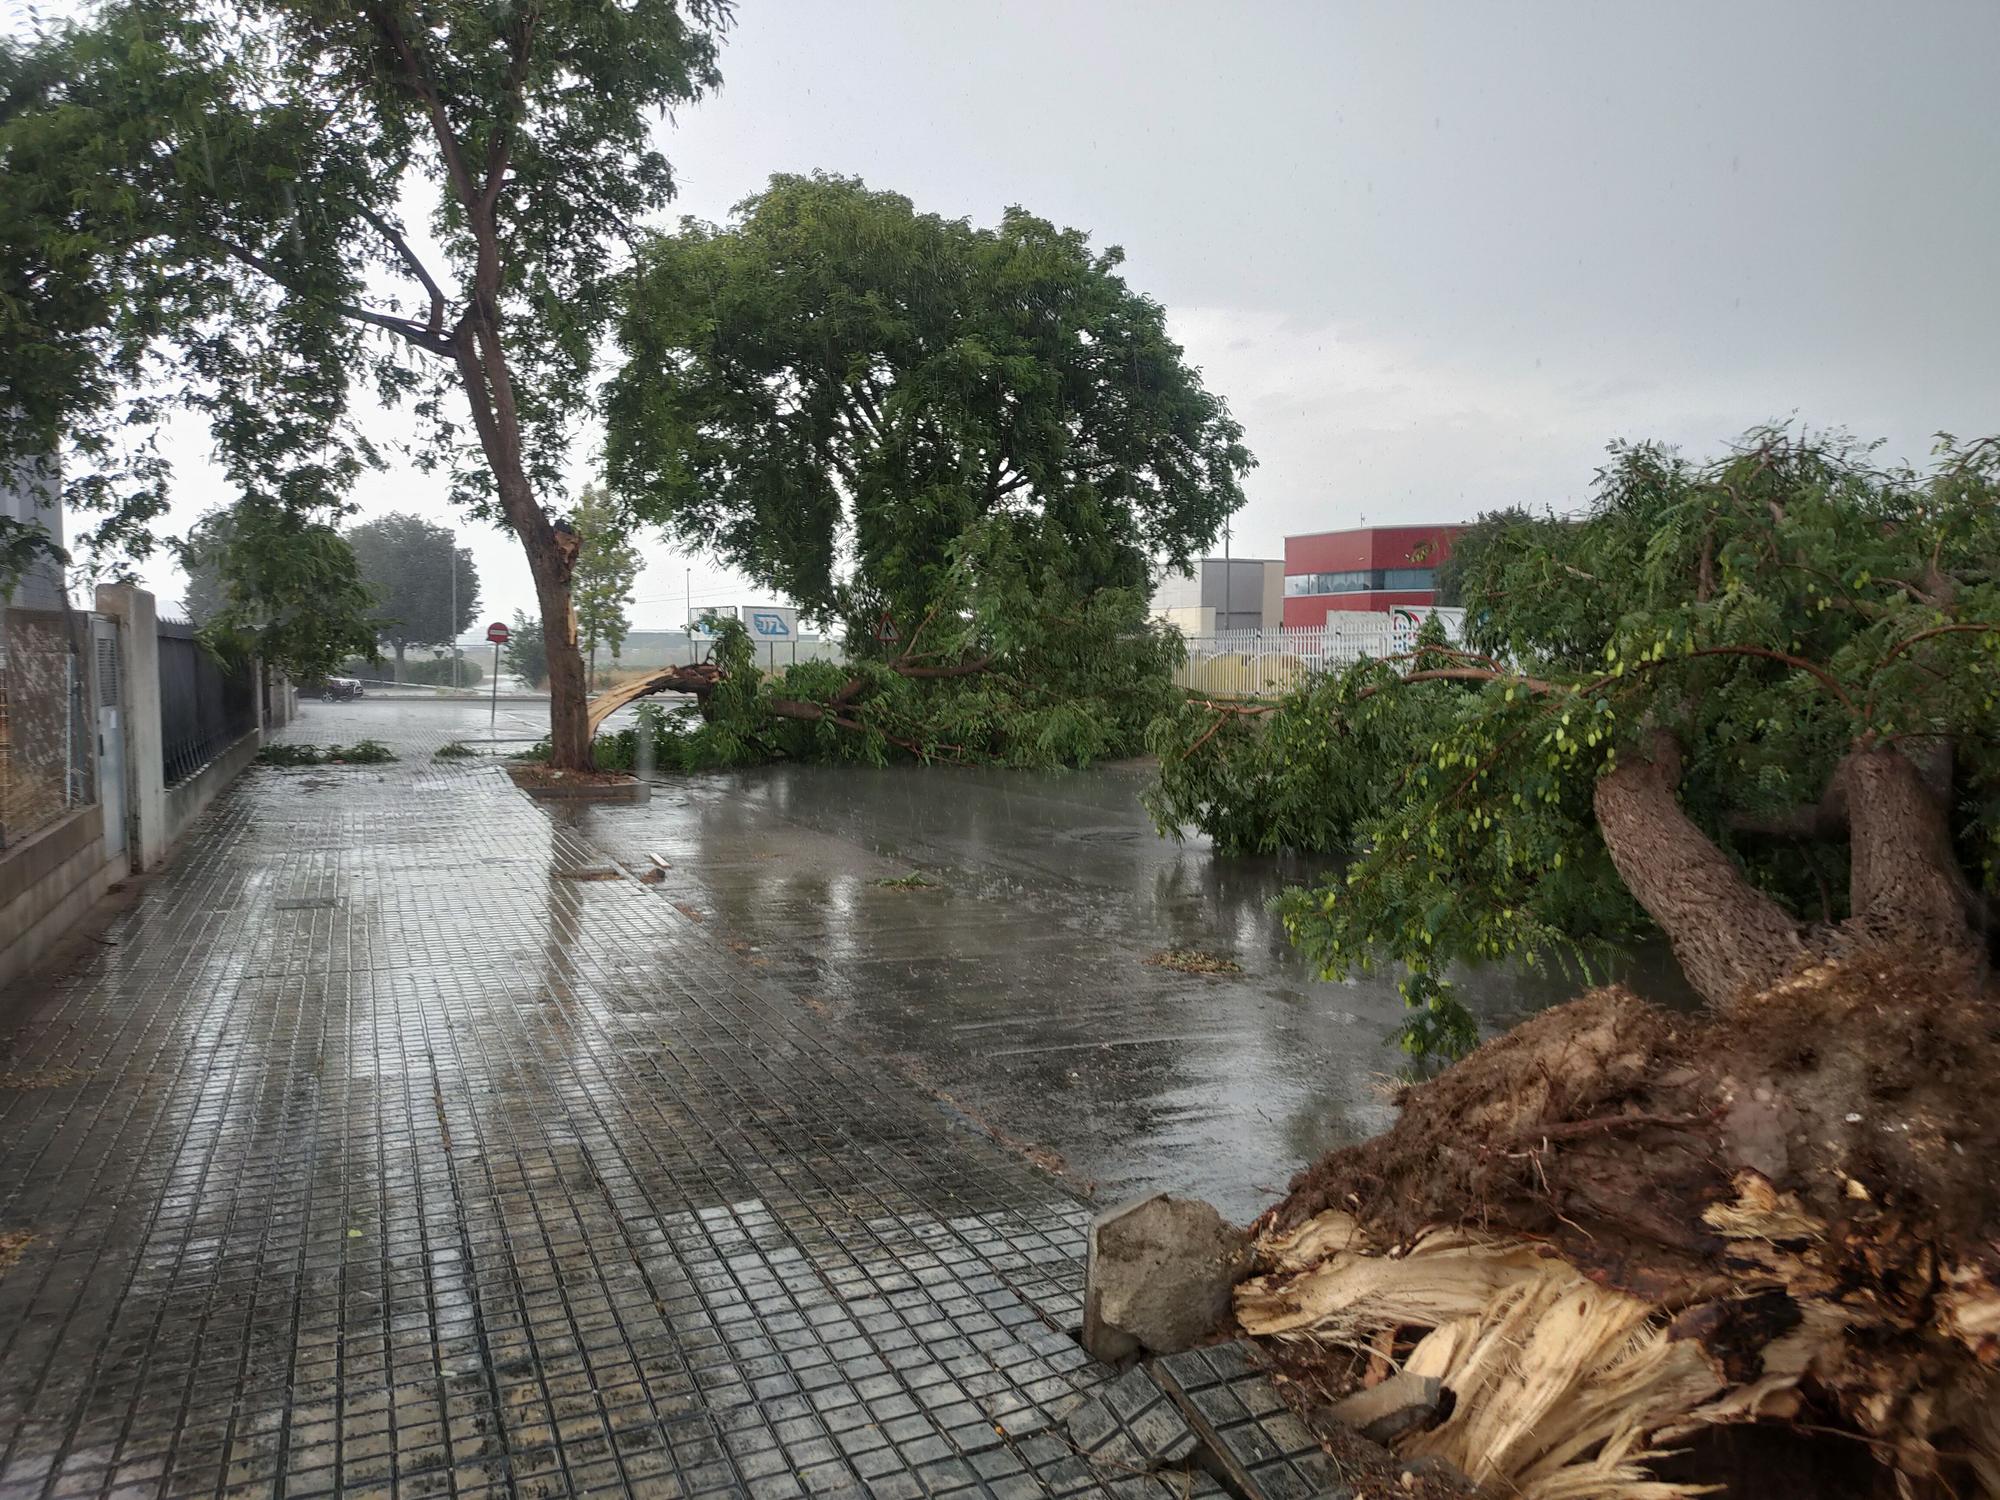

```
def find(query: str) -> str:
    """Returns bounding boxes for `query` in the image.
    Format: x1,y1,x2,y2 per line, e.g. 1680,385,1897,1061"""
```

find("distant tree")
606,173,1252,644
503,609,548,690
177,511,231,626
345,513,479,681
0,1,729,768
570,485,642,688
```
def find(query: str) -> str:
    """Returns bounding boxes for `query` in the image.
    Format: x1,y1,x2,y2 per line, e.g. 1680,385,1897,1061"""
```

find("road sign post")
485,621,509,730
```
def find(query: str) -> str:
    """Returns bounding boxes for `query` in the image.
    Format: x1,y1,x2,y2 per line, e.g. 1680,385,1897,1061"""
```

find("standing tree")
175,503,379,680
0,1,728,768
570,484,642,688
345,512,479,682
1153,430,2000,1495
502,609,548,691
606,174,1251,642
177,512,232,627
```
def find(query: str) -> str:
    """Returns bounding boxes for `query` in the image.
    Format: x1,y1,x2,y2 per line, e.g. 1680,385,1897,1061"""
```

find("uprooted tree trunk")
1236,738,2000,1498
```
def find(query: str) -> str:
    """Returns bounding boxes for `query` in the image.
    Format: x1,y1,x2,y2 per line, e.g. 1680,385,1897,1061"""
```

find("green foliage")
433,741,478,761
587,533,1185,774
606,173,1252,640
571,484,642,680
258,738,396,766
503,611,548,689
1153,429,2000,1057
1144,618,1466,856
345,514,479,672
2,0,727,764
179,504,381,680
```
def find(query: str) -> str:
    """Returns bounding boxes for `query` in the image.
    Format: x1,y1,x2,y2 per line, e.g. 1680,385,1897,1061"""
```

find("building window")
1381,568,1435,590
1284,569,1371,596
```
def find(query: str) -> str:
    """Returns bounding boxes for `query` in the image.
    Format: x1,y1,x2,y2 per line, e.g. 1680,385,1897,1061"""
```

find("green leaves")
605,173,1252,641
344,512,480,657
570,484,642,663
184,501,380,680
1155,427,2000,1060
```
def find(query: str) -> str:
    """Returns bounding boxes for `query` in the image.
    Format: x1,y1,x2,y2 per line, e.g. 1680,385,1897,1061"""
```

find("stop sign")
486,620,510,644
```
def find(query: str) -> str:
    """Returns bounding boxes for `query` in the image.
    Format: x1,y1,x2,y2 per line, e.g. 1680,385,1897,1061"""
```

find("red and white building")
1280,524,1462,629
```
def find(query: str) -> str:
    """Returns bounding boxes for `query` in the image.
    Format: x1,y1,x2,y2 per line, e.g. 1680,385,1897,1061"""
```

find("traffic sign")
486,621,510,644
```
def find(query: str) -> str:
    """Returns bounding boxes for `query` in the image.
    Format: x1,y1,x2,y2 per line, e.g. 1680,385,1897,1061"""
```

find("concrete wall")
0,805,122,990
0,585,267,989
1154,559,1285,633
162,725,261,843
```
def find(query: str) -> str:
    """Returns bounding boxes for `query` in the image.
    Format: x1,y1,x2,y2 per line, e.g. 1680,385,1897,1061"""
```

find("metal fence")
1173,608,1467,698
0,607,94,849
157,618,255,786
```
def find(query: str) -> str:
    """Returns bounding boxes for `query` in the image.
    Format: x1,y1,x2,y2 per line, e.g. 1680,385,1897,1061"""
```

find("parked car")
320,677,365,701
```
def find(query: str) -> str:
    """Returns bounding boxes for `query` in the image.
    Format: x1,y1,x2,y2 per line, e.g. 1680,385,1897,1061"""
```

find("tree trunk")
589,642,597,692
393,640,405,684
532,558,590,769
1593,731,1807,1006
1837,745,1982,964
449,323,593,769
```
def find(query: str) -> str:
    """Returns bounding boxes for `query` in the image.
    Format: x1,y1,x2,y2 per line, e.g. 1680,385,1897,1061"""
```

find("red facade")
1280,525,1462,628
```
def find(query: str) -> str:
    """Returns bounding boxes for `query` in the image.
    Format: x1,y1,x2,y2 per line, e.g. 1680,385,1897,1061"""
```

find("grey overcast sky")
50,0,2000,625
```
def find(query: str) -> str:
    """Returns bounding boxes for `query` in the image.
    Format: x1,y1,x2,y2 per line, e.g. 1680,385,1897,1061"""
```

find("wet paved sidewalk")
0,720,1255,1499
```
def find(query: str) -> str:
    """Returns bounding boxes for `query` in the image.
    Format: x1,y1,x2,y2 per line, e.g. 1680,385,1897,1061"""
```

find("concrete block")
1083,1192,1252,1361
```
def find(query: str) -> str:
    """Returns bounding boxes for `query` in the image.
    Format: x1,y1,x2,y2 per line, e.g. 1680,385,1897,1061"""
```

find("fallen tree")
1178,430,2000,1494
584,528,1185,772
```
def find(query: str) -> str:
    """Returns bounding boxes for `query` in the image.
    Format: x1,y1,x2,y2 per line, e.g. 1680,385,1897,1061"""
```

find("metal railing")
157,618,255,786
1173,609,1467,698
0,606,93,849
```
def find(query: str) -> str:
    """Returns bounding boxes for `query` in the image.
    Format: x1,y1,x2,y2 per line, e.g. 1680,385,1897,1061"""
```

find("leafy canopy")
1149,429,2000,1056
174,504,380,681
2,0,725,751
605,173,1251,639
570,484,642,668
589,521,1186,774
502,608,547,690
345,512,479,663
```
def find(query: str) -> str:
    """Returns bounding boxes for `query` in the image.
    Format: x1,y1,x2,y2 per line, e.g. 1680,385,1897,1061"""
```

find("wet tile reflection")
0,707,1210,1496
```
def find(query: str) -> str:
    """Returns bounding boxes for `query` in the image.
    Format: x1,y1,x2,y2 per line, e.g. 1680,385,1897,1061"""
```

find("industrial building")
1280,524,1462,628
1150,557,1284,634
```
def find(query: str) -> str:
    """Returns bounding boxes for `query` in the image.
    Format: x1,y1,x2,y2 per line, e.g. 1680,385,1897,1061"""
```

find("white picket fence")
1173,608,1466,698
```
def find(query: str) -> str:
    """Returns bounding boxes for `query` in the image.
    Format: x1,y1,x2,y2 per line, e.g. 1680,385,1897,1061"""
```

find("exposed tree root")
1240,956,2000,1498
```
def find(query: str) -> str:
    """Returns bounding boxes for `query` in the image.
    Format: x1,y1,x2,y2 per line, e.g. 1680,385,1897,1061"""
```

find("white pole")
1223,524,1232,631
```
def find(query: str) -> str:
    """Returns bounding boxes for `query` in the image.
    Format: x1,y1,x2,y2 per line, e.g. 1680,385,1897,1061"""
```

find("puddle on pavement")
560,761,1689,1223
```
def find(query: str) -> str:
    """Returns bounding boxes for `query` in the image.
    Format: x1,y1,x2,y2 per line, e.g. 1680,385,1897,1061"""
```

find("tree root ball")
1238,951,2000,1499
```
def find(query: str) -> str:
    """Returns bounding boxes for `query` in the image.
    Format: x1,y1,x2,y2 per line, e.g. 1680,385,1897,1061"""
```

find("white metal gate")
93,617,125,858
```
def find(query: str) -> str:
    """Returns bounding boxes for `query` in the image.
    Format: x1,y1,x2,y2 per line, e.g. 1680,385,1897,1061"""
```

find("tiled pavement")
0,722,1266,1499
